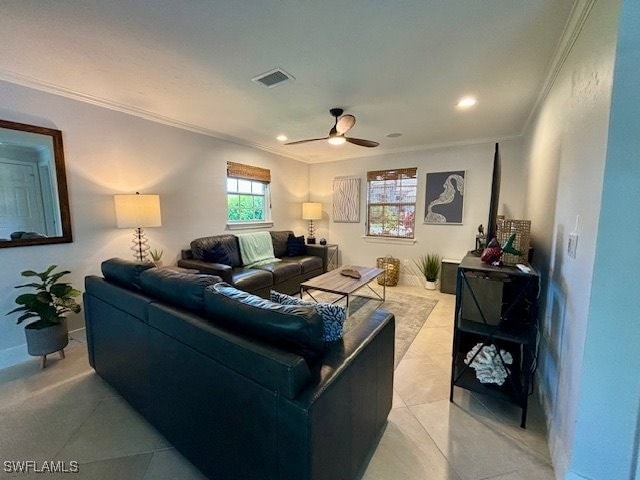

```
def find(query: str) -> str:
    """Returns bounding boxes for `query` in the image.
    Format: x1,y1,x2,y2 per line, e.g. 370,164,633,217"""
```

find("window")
366,168,417,238
226,162,271,224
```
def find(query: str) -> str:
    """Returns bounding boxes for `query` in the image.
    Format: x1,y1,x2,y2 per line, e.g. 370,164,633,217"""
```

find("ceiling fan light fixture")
327,136,346,146
457,96,477,109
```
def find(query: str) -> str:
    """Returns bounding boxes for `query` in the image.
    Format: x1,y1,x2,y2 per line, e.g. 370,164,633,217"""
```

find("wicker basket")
376,256,400,286
496,219,531,265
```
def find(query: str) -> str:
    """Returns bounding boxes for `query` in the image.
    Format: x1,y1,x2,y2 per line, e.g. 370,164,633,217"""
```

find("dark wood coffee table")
300,265,385,316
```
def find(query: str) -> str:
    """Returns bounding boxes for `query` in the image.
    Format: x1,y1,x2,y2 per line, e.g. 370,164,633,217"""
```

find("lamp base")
132,227,150,262
307,236,316,245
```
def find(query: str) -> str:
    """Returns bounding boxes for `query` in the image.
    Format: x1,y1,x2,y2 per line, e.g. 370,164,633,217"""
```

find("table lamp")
114,193,162,262
302,202,322,244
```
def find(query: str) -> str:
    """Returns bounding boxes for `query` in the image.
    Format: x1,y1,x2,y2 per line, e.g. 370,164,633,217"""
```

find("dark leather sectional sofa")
84,259,395,480
177,230,328,297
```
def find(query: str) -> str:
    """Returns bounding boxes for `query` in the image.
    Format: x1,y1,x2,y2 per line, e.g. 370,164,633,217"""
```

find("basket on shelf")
496,219,531,265
376,255,400,286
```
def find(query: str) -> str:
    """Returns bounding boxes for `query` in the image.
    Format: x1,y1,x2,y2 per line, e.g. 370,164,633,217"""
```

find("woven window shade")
227,162,271,183
367,167,417,182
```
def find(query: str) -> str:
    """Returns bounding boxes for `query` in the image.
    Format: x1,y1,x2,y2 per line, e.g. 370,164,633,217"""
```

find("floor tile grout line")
404,403,466,480
51,398,104,459
478,469,520,480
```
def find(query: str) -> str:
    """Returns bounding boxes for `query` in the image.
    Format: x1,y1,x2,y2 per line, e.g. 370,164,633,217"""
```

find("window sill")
362,236,417,245
226,221,274,231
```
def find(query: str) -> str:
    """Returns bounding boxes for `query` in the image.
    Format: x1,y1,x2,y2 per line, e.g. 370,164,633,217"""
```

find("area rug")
307,291,438,368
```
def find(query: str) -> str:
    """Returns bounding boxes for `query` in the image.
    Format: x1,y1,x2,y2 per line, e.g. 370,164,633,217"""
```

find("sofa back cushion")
101,258,155,290
270,230,294,259
204,283,324,361
191,235,242,267
140,268,222,313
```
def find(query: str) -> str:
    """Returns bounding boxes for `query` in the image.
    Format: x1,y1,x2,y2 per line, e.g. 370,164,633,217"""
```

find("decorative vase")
425,280,437,290
24,319,69,368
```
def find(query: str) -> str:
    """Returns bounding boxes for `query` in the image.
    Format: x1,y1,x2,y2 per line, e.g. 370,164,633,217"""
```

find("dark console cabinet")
449,255,539,428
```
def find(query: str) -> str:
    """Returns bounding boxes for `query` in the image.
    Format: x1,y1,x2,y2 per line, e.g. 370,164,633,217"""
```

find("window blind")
227,162,271,183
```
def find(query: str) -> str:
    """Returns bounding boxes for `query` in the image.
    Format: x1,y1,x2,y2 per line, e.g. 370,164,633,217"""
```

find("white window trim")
361,235,417,245
226,221,274,231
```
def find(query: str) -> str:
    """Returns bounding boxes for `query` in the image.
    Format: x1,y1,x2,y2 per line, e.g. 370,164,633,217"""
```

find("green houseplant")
150,248,164,267
414,253,441,290
7,265,81,368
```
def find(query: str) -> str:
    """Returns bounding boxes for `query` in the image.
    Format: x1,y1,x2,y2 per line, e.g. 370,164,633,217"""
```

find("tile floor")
0,286,554,480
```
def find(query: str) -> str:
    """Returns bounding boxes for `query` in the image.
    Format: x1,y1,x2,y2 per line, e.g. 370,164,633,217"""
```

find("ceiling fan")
285,108,379,148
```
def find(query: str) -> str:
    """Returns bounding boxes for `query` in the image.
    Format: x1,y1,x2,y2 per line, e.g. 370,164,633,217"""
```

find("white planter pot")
425,281,437,290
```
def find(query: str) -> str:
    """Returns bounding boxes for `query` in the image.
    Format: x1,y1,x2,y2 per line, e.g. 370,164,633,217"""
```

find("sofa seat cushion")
191,235,242,267
205,283,324,361
254,261,302,283
231,268,273,292
140,268,222,313
283,256,323,274
101,258,155,290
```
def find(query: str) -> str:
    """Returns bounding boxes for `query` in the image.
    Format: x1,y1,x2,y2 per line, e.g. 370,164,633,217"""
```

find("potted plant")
414,253,441,290
150,248,164,267
7,265,81,368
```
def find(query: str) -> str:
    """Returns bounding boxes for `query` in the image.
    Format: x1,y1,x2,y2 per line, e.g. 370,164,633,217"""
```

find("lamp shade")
302,202,322,220
114,194,162,228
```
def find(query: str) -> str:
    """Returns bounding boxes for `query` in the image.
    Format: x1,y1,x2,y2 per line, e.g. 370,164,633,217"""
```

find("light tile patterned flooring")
0,286,554,480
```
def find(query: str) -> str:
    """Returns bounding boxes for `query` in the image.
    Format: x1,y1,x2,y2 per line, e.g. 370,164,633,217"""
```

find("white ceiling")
0,0,575,163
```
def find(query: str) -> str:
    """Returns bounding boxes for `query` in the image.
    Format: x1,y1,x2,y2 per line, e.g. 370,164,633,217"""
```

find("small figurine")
480,233,522,266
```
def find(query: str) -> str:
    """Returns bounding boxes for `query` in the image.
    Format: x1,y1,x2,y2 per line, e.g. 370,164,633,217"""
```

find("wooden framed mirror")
0,119,72,248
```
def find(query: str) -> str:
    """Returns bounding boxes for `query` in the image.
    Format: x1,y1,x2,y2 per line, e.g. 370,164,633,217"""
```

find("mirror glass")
0,120,72,248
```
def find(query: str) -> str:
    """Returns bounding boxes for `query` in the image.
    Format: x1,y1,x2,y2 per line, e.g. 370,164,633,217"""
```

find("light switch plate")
568,233,579,259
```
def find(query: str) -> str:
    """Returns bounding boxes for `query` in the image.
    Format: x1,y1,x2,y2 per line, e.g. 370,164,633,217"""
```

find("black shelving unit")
449,254,539,428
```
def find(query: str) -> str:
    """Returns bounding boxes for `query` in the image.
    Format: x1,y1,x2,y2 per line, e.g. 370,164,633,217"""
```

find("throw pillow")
286,234,306,257
270,290,345,342
203,243,232,266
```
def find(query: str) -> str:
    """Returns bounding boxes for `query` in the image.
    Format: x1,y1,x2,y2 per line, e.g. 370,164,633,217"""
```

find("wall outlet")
568,233,578,259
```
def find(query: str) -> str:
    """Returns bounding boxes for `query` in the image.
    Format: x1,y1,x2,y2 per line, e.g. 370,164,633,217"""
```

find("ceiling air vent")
251,68,295,88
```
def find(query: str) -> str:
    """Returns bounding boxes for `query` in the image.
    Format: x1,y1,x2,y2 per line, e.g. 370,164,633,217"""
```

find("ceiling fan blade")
336,114,356,134
284,137,329,145
345,137,379,148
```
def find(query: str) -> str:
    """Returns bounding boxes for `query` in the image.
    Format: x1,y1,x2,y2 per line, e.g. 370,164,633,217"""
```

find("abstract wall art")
424,170,465,224
333,176,360,223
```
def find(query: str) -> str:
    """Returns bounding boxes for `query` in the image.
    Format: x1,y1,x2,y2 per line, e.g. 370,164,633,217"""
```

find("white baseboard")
0,343,31,370
0,326,86,371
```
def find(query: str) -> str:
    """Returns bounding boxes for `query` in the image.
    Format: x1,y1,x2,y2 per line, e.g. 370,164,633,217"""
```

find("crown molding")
0,69,305,163
300,134,523,164
521,0,598,133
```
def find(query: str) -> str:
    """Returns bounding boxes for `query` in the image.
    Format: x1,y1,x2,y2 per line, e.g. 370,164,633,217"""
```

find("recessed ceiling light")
457,96,477,109
276,134,288,142
386,133,402,138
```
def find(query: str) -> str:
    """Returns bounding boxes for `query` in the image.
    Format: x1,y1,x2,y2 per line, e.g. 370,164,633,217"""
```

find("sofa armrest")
305,245,329,272
177,259,233,283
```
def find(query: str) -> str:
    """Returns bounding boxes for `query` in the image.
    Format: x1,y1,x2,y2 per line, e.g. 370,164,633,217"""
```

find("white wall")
520,0,620,477
0,80,309,368
568,0,640,478
308,139,525,284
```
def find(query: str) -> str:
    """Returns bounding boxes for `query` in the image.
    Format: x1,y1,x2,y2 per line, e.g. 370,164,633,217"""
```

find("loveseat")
84,259,394,480
177,231,327,298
